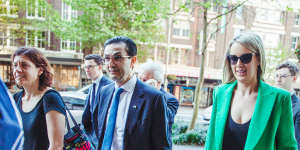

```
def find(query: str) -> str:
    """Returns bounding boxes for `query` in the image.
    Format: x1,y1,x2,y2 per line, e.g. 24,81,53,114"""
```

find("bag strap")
64,104,80,128
47,89,81,132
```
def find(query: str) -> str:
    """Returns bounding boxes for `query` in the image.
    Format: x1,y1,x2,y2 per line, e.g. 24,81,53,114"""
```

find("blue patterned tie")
101,88,124,150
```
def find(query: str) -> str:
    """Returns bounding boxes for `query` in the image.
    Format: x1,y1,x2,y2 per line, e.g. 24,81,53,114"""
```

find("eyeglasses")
275,74,293,79
104,55,131,64
83,65,98,70
227,53,256,65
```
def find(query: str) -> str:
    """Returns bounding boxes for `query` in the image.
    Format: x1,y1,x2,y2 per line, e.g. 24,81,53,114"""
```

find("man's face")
140,71,153,82
84,59,102,81
275,68,296,91
104,42,136,85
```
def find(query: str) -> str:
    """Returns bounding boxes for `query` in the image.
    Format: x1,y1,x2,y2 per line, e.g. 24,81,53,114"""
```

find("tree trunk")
190,1,200,67
189,1,208,130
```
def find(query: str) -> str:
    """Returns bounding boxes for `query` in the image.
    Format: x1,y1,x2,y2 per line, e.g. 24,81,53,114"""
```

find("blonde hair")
223,32,266,83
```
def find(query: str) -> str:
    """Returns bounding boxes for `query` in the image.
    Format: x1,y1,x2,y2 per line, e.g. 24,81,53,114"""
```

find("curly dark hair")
11,47,53,91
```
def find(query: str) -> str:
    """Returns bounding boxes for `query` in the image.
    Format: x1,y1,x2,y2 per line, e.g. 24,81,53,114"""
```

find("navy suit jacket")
292,93,300,150
160,88,179,124
97,79,171,150
82,76,112,148
160,88,179,147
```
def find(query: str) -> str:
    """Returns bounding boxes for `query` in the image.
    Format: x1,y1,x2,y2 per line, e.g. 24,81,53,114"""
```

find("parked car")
59,84,91,126
59,91,87,126
61,94,86,110
77,84,91,95
59,84,91,109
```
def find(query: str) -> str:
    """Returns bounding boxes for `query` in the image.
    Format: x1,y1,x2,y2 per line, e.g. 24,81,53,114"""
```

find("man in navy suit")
82,54,112,148
97,36,171,150
139,62,179,146
275,60,300,149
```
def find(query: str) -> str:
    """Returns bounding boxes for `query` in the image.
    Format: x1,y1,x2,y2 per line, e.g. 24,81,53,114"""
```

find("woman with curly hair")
12,47,66,150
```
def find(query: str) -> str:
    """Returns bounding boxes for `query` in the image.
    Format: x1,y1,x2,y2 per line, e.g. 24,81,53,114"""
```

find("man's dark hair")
84,54,103,65
104,36,137,56
276,61,299,76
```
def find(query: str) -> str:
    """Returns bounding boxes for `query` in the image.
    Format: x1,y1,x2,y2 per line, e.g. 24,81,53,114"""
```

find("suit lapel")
92,77,105,112
244,80,276,150
215,81,236,148
83,87,92,115
124,80,146,136
98,84,115,137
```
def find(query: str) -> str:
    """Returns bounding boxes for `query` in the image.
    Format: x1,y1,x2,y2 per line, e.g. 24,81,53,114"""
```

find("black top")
222,114,251,150
14,89,66,150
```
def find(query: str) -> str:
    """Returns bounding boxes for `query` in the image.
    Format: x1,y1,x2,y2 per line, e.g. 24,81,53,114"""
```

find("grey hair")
140,62,164,83
276,61,299,76
223,32,266,83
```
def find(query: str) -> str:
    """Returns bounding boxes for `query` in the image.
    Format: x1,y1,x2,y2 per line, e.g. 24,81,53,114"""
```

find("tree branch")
207,0,249,25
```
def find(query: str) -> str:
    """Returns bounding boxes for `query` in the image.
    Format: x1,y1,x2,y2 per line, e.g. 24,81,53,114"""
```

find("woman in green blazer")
205,32,297,150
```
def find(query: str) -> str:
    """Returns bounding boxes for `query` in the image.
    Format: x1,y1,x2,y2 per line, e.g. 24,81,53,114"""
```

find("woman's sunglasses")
227,53,256,65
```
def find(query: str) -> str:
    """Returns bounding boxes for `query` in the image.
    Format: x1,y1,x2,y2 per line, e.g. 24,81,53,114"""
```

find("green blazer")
205,80,297,150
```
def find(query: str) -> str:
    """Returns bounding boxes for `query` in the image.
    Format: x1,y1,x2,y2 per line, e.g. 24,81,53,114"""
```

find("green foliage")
172,121,209,145
296,45,300,62
43,0,169,53
264,44,294,82
286,6,294,12
172,120,189,136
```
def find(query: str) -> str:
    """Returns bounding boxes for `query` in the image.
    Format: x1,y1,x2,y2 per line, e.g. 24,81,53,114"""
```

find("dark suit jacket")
82,76,112,148
292,93,300,150
97,79,171,150
160,88,179,124
160,88,179,147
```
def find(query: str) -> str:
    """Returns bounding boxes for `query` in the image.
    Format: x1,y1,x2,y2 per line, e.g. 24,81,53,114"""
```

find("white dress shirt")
106,75,137,150
90,74,103,105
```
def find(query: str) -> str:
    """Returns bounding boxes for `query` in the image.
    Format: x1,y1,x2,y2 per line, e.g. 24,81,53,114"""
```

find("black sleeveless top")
222,114,251,150
14,89,66,150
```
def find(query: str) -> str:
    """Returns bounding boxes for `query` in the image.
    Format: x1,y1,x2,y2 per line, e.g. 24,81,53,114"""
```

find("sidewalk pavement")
173,144,204,150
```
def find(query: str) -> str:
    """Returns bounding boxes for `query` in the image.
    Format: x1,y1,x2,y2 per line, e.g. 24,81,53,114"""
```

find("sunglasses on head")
227,53,256,65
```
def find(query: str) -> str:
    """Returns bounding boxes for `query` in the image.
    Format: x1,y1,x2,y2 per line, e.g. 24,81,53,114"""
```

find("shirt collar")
114,75,137,93
93,74,103,84
291,90,296,95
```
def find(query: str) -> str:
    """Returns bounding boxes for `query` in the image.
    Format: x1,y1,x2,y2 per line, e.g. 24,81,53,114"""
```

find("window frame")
26,0,46,20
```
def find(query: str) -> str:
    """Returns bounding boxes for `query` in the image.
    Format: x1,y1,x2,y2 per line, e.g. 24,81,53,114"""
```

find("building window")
0,31,6,46
235,5,243,20
60,66,79,89
210,0,218,12
0,0,17,16
182,29,190,37
173,28,181,36
172,21,190,38
291,36,300,50
295,15,300,26
0,63,11,83
7,29,16,46
61,40,76,51
26,30,47,48
0,29,16,47
256,8,281,24
62,2,77,21
26,0,46,19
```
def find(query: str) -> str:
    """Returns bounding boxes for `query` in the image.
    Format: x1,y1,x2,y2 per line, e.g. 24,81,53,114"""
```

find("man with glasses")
275,60,300,149
97,36,170,150
82,54,112,149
